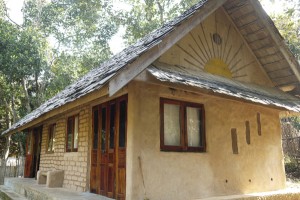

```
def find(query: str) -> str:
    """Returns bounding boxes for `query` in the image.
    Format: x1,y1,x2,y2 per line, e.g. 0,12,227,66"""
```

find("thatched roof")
2,0,300,135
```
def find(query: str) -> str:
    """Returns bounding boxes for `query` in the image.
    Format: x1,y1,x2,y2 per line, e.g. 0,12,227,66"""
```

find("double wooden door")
90,95,127,200
24,126,42,178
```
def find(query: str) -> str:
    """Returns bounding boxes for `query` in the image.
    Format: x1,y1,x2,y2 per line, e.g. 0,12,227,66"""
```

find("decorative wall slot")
245,121,250,144
257,113,261,136
231,128,238,154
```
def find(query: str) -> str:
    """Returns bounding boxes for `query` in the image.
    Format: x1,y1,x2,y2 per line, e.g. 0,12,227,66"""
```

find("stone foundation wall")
39,106,90,192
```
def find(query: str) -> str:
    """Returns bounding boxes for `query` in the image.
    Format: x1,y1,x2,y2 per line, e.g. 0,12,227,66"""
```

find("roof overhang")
3,0,300,136
147,63,300,112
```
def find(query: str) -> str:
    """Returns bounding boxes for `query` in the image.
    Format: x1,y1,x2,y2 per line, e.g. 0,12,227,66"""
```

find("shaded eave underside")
148,64,300,112
2,0,300,136
224,0,300,89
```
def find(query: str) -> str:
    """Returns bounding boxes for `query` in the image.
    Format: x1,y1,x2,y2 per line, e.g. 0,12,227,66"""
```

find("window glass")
164,103,181,146
27,131,32,155
119,100,127,148
101,107,107,151
52,125,56,151
161,98,205,152
93,109,99,149
74,116,79,149
47,124,56,152
67,118,73,151
186,107,201,147
109,104,116,149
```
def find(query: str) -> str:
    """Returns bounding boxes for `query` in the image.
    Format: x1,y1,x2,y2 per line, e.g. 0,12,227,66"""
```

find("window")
66,115,79,152
160,98,205,152
47,124,56,153
26,130,33,155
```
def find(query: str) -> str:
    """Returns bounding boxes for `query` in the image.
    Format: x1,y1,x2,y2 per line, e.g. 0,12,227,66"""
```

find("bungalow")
2,0,300,199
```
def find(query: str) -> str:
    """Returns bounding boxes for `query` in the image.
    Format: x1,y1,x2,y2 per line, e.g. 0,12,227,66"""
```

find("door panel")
24,126,42,179
24,130,33,178
90,95,127,200
99,105,108,195
116,98,127,200
90,107,99,193
33,127,42,179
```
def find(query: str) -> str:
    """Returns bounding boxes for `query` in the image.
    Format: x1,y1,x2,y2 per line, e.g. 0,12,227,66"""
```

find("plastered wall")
126,81,285,200
158,8,274,87
39,105,90,192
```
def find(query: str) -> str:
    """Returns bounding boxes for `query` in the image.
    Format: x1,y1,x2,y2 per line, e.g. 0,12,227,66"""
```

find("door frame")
90,95,127,200
24,126,43,178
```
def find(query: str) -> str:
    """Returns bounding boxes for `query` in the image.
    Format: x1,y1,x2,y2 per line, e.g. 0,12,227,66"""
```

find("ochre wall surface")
126,81,285,200
39,105,90,192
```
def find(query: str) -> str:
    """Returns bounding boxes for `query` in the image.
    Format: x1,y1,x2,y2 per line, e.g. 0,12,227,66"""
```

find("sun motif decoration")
172,11,256,80
204,58,232,78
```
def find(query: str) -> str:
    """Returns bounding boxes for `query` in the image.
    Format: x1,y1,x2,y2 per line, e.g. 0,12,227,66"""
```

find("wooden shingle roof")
148,64,300,112
2,0,300,135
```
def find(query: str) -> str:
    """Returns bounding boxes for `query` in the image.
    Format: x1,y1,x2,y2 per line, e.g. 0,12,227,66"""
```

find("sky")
4,0,293,54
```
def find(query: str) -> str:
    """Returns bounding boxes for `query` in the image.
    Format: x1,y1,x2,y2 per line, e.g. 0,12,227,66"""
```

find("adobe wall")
126,81,285,200
39,105,90,192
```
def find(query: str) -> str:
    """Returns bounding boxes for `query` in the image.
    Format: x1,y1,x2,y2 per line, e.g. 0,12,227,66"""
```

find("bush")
285,156,298,173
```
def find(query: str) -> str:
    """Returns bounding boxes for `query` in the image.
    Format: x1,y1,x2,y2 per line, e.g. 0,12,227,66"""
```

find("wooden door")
90,95,127,199
116,97,127,200
24,130,33,178
24,126,43,178
33,126,42,178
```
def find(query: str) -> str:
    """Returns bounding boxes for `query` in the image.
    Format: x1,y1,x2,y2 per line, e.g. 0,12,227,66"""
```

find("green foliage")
0,19,49,115
0,136,6,158
118,0,199,44
271,3,300,60
285,155,299,173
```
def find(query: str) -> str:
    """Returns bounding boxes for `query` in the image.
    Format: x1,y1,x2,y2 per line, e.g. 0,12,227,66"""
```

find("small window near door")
66,115,79,152
47,124,56,153
160,98,206,152
26,131,33,155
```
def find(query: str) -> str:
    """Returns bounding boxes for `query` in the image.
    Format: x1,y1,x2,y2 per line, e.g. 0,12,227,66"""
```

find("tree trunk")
21,78,31,113
11,94,18,124
4,98,11,129
156,1,164,24
0,136,10,185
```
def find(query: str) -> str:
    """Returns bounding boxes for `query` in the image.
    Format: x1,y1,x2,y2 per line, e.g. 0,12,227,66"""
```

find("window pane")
101,107,107,151
93,109,99,149
164,104,181,146
119,100,127,148
52,125,56,151
186,107,201,147
48,125,55,152
109,104,116,149
47,127,52,152
74,116,79,149
67,118,73,150
27,132,32,155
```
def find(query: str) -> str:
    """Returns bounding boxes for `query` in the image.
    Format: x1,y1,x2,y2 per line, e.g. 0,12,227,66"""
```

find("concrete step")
4,178,114,200
0,185,27,200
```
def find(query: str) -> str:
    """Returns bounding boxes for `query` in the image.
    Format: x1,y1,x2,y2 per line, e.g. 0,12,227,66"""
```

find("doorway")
90,95,127,200
24,126,42,178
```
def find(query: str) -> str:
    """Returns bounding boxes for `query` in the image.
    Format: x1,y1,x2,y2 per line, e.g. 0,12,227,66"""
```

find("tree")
272,8,300,60
118,0,199,44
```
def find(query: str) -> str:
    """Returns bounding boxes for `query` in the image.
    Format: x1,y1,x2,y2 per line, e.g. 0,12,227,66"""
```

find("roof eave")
108,0,228,97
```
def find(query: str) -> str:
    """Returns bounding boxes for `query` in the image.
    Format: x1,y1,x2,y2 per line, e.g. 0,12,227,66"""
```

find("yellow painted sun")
204,58,232,78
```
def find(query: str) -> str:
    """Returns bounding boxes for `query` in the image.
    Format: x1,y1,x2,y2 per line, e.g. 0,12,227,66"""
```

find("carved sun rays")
175,12,255,80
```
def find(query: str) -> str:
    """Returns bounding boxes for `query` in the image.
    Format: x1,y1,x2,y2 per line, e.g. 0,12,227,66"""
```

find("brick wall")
39,105,90,192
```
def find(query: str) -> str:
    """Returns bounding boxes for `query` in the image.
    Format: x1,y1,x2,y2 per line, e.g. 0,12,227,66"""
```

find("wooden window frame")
26,130,33,155
160,98,206,152
66,115,79,152
46,124,56,153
